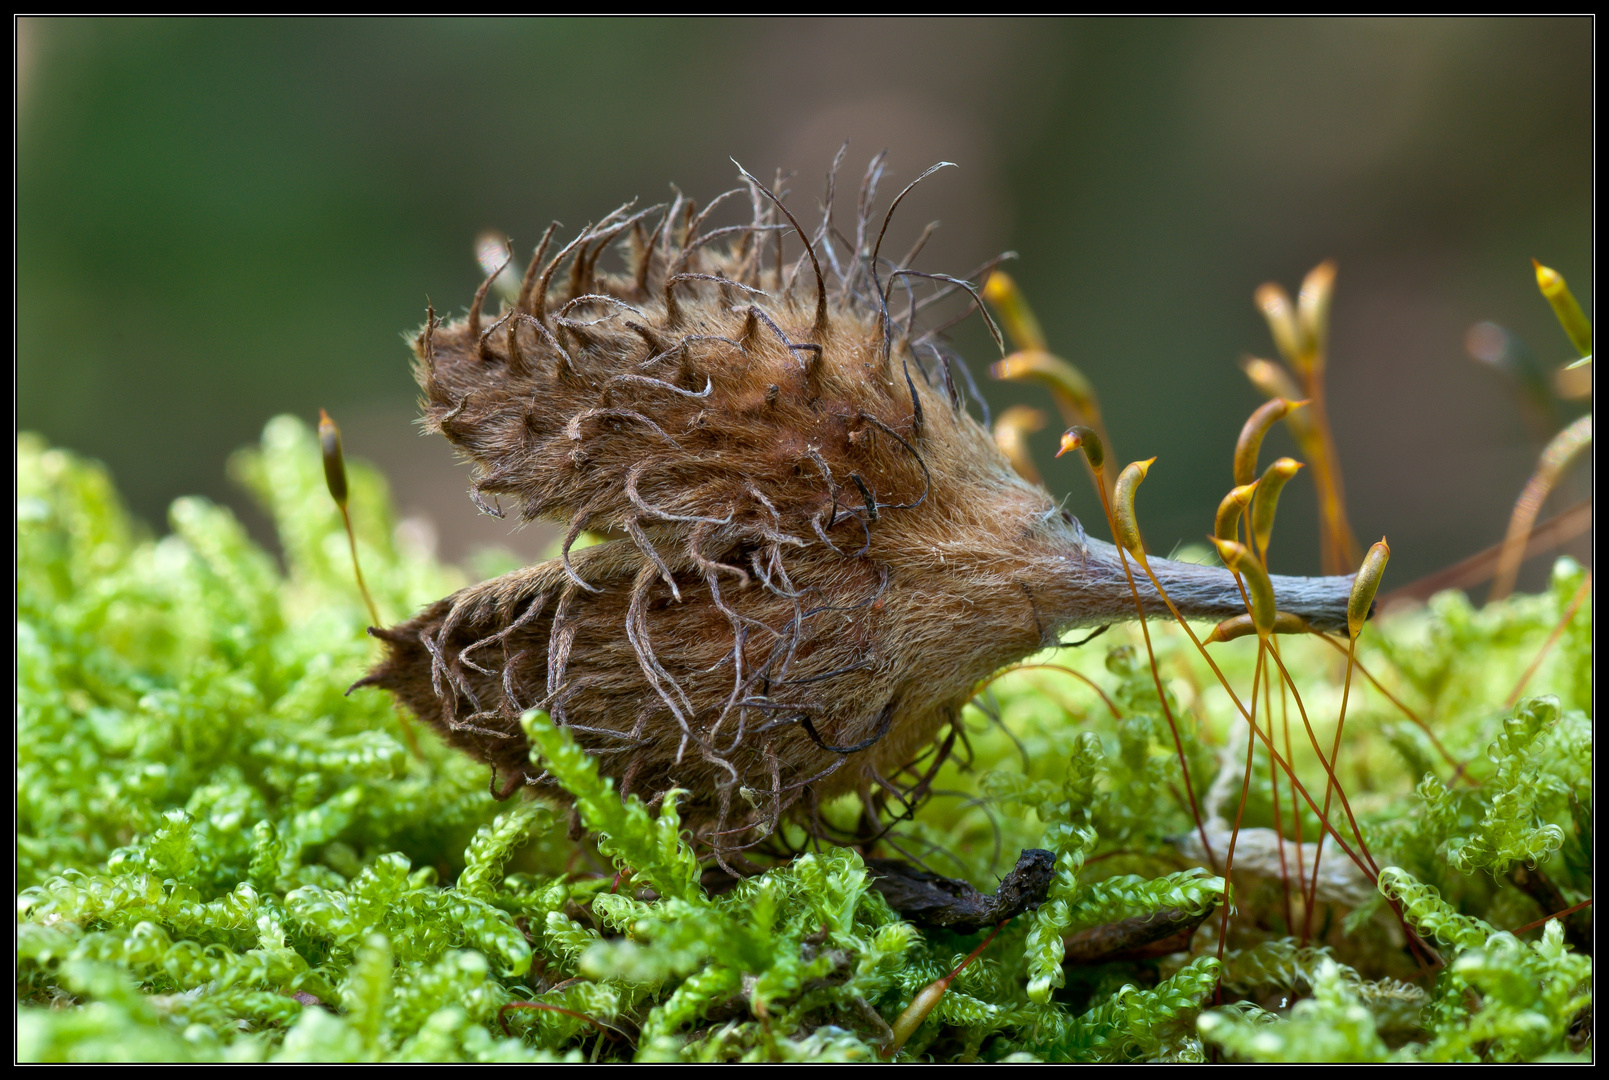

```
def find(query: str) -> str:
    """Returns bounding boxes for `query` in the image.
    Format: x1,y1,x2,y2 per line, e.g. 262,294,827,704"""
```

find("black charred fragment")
866,848,1055,934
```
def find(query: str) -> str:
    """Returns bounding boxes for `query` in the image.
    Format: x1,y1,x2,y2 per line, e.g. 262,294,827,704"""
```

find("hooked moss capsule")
1348,539,1390,640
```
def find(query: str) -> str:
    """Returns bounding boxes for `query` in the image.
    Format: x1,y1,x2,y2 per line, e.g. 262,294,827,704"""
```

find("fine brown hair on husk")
356,156,1356,870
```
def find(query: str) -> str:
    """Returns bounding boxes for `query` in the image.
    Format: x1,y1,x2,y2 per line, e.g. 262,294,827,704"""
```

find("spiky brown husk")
360,164,1354,866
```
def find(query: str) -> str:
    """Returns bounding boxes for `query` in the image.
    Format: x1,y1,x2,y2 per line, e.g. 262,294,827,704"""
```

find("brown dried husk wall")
360,165,1354,868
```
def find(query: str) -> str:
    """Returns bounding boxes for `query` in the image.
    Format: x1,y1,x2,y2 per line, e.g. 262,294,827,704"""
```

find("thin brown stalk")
499,1000,609,1038
1265,642,1379,878
1304,631,1358,938
1127,558,1380,887
1216,645,1264,1002
1282,674,1307,943
1265,662,1294,933
1133,548,1419,951
1302,361,1362,574
1378,498,1590,605
1099,481,1216,873
1490,415,1592,601
1003,663,1122,719
1506,572,1592,707
1312,632,1465,778
1512,898,1593,936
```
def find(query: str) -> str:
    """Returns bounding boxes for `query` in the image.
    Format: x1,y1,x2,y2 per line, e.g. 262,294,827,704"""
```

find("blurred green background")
17,17,1591,589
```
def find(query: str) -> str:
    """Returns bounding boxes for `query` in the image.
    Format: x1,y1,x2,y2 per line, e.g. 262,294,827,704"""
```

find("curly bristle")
364,158,1355,868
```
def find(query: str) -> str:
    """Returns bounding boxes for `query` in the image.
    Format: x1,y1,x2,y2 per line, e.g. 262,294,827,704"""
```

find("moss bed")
17,418,1591,1062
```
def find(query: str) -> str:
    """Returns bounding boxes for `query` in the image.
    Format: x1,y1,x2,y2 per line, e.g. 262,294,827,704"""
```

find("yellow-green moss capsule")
1233,398,1305,487
1297,259,1337,365
1255,282,1304,369
1057,424,1105,471
884,978,948,1058
1113,458,1155,559
882,917,1008,1058
1212,537,1276,636
992,350,1101,422
1204,610,1312,644
1239,355,1304,404
319,407,382,630
1214,481,1259,543
1491,416,1591,601
1250,457,1304,557
994,405,1047,486
982,269,1048,353
1533,259,1592,358
1348,538,1390,639
318,408,349,508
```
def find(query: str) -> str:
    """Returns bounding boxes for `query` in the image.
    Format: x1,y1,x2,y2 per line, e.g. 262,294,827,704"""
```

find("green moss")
16,421,1591,1062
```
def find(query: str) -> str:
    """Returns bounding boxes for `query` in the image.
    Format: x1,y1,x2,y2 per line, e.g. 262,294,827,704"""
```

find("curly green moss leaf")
339,933,393,1054
457,801,550,901
1063,868,1225,934
522,711,702,903
1219,937,1349,999
637,964,743,1055
1023,732,1103,1003
578,900,717,985
393,1006,581,1064
1377,867,1495,952
1437,697,1566,874
19,961,248,1063
1021,822,1097,1004
1200,958,1391,1062
1399,916,1590,1063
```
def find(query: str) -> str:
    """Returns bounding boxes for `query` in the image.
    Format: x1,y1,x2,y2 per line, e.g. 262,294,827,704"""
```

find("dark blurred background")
17,17,1592,590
